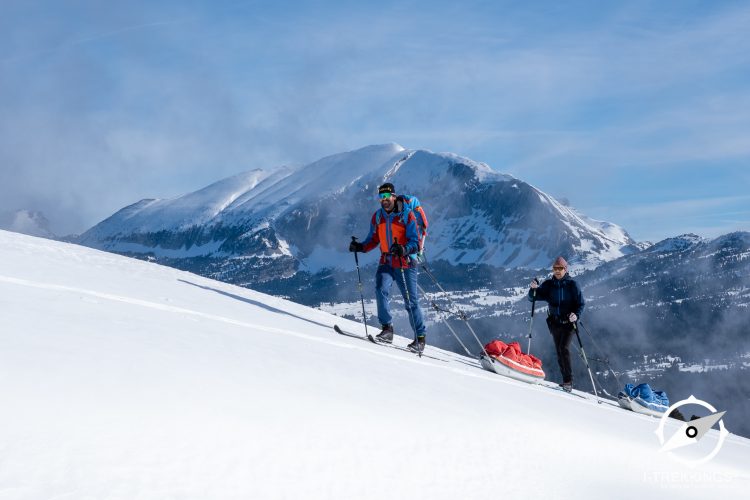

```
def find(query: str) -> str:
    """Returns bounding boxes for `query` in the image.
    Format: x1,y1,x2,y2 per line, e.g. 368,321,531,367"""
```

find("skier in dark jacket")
529,256,585,392
349,182,426,353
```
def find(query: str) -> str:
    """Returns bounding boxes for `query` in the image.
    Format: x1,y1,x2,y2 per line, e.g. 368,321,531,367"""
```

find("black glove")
390,243,407,256
349,241,364,253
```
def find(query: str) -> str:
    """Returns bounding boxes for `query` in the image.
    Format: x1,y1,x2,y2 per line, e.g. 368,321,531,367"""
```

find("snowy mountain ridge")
1,229,748,499
647,233,706,254
77,144,640,285
81,144,405,237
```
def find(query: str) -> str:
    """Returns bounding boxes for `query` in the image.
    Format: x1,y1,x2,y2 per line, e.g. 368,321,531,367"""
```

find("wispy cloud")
0,18,191,64
1,1,749,239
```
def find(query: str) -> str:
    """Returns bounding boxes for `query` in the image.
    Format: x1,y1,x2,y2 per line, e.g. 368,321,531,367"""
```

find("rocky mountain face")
77,144,638,285
576,232,750,355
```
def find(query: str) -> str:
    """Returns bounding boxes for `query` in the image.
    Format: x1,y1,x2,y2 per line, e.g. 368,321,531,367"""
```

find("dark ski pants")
375,264,425,337
547,318,575,384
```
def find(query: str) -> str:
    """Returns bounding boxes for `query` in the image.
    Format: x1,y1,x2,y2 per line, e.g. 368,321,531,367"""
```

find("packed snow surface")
0,230,748,499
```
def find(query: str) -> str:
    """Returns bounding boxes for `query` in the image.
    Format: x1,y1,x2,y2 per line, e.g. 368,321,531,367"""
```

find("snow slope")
0,230,748,499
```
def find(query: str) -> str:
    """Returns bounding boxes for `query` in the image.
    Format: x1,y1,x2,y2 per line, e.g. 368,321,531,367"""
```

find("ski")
545,385,587,399
334,324,378,343
333,325,446,362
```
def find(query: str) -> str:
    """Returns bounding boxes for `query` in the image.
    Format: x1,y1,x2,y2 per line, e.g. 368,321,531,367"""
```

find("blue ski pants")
375,264,425,337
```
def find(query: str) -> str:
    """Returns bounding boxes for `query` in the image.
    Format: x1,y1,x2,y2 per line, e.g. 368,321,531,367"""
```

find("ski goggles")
552,266,565,271
379,192,394,199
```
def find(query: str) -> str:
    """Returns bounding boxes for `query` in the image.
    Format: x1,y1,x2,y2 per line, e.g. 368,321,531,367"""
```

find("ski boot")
560,382,573,393
375,324,394,343
407,335,426,353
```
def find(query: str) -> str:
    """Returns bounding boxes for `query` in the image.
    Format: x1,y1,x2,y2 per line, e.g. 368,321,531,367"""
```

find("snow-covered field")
1,230,748,499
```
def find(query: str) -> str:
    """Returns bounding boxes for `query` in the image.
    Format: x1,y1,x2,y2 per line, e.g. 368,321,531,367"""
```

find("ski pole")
571,344,615,398
573,323,600,402
527,278,538,354
395,238,420,357
579,320,623,385
579,320,626,397
351,236,369,338
420,261,491,360
417,283,473,357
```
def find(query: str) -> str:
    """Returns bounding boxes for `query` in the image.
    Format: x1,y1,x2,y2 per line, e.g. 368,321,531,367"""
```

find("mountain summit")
78,144,639,282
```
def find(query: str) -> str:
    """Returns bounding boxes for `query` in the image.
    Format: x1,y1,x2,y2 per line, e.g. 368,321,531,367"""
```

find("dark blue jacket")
528,274,585,321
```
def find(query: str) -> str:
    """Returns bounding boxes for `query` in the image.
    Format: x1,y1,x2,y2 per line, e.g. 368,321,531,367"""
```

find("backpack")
397,194,428,252
374,194,429,252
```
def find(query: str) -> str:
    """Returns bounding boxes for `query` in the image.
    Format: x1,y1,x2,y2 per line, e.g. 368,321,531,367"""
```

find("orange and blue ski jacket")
361,207,420,268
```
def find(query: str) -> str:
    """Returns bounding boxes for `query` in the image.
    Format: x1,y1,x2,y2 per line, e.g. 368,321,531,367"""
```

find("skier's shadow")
177,279,333,330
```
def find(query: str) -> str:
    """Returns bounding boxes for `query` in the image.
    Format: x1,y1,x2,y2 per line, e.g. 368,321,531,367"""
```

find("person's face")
379,192,395,211
552,265,566,279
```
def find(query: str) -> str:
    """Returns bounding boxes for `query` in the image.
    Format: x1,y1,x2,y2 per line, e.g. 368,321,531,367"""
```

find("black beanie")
378,183,396,195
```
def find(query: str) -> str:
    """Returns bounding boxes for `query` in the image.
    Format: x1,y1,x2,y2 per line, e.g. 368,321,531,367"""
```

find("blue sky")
1,0,749,241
